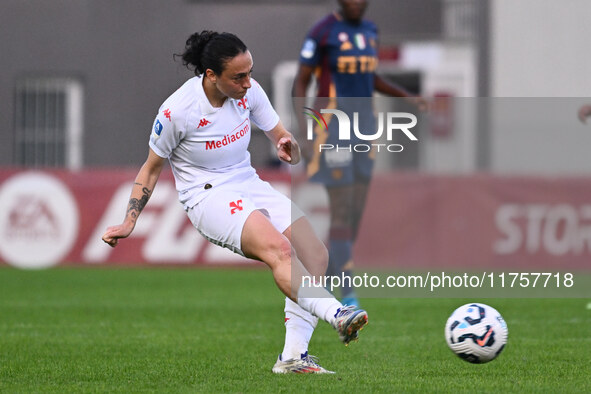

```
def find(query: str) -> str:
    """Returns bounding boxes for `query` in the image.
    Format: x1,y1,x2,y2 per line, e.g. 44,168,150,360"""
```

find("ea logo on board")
0,172,79,269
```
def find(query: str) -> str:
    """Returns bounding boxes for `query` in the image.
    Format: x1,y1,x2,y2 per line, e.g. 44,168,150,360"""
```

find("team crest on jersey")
237,97,248,110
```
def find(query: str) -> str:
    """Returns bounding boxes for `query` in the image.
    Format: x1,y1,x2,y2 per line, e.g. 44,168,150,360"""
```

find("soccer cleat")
272,352,335,374
334,305,368,345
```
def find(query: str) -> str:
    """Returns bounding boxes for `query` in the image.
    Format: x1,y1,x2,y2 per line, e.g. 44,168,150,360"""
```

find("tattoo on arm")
127,187,151,220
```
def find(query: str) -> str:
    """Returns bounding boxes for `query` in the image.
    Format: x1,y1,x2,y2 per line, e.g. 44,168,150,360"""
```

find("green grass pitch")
0,267,589,392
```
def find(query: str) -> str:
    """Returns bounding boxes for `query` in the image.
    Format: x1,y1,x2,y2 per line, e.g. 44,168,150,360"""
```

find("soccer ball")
445,303,508,363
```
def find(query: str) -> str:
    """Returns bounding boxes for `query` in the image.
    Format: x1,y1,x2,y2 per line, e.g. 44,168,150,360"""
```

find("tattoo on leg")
127,187,151,220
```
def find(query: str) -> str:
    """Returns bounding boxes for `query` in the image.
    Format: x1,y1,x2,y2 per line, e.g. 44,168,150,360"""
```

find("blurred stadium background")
1,0,591,275
1,1,591,392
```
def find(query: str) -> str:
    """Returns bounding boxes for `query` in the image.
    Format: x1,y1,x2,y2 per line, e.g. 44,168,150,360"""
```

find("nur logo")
303,106,418,153
303,107,328,132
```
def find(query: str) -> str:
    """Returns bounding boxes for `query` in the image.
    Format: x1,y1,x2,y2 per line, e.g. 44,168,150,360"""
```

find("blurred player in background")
101,31,368,374
281,0,425,370
293,0,424,306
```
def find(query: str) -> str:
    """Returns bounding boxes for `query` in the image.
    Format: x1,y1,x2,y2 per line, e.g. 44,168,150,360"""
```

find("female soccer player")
101,31,367,374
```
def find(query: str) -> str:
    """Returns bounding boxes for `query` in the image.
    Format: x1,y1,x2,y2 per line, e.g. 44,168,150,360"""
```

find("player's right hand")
101,223,134,247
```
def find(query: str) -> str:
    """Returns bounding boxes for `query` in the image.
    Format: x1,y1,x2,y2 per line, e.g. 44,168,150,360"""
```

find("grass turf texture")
0,267,589,393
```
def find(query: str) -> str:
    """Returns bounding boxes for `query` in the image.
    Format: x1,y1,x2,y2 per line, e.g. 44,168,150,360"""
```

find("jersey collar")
196,75,221,115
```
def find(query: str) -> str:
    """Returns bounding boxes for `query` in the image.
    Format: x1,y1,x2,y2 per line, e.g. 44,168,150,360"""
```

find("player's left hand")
408,97,429,112
101,222,134,247
277,137,301,165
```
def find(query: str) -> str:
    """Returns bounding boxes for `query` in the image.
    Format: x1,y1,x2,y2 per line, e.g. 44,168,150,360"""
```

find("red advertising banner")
0,169,590,271
356,173,591,271
0,169,286,269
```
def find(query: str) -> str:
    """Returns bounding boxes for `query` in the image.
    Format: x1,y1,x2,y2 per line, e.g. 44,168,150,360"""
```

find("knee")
266,235,293,268
316,244,329,274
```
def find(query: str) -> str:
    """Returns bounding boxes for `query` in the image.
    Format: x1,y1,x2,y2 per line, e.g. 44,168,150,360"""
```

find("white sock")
296,287,343,327
281,298,318,361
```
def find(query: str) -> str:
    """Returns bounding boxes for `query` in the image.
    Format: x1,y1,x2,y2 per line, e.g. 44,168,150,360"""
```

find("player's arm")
375,74,428,111
293,64,315,98
265,120,301,165
374,74,412,97
101,148,166,247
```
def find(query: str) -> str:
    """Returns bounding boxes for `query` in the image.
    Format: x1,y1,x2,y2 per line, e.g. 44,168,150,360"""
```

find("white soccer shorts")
186,176,304,256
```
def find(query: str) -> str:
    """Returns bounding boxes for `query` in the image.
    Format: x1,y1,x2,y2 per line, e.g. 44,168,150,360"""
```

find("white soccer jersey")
149,76,280,209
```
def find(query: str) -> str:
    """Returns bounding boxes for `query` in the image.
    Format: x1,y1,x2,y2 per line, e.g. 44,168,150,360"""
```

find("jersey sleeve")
299,30,322,66
298,15,333,66
248,79,280,132
148,106,184,158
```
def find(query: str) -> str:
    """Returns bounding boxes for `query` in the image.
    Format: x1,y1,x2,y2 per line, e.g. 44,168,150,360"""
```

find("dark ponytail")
176,31,247,76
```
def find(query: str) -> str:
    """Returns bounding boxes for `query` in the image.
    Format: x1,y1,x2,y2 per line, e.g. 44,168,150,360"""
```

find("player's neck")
202,78,227,108
337,11,363,25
